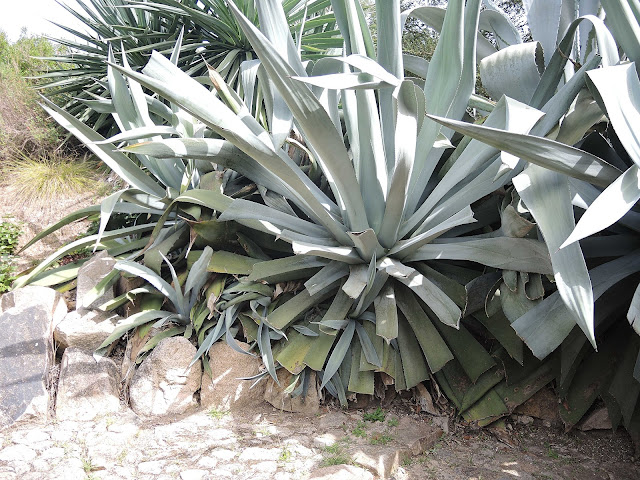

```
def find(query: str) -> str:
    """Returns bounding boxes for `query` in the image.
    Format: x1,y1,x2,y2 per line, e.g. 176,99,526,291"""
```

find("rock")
414,383,438,415
0,286,67,328
579,407,612,431
180,470,208,480
264,369,320,415
514,387,560,423
352,446,406,479
237,447,280,462
129,337,201,416
309,465,374,480
313,433,338,448
54,309,121,352
396,417,443,456
139,461,166,475
55,348,121,421
0,304,54,427
76,250,117,311
200,341,265,412
0,445,37,463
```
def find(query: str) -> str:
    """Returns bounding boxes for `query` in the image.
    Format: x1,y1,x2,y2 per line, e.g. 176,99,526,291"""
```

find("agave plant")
37,0,340,132
428,0,640,430
19,0,640,435
88,0,569,415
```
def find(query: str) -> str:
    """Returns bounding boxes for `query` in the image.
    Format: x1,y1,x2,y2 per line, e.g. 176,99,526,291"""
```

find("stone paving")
2,403,639,480
0,404,435,480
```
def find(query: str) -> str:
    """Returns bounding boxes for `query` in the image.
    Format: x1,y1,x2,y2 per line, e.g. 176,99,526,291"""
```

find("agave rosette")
94,0,561,412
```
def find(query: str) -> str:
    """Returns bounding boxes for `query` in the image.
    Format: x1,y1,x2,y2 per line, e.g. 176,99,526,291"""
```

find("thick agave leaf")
428,114,621,188
561,64,640,247
227,1,370,235
479,42,544,104
39,97,165,197
514,165,595,348
513,250,640,359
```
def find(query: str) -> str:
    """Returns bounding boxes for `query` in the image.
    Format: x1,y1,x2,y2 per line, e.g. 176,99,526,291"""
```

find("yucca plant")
36,0,341,133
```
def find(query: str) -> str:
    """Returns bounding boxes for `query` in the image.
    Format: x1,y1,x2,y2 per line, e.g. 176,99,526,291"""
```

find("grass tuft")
2,152,103,205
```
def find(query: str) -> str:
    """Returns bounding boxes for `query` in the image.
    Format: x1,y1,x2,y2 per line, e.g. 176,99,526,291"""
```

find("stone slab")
55,348,121,421
201,341,265,413
0,305,53,427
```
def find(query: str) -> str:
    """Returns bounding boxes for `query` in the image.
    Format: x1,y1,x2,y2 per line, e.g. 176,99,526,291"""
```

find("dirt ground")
0,182,109,272
1,398,638,480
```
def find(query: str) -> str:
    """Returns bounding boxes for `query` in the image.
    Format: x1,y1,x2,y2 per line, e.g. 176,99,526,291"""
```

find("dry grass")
2,151,107,205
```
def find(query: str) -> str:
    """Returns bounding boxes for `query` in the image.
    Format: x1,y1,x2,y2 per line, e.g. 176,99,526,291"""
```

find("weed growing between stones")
363,407,386,423
207,408,229,420
352,421,367,438
320,442,353,468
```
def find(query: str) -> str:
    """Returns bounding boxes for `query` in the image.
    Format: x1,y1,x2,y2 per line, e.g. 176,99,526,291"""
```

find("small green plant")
369,433,393,446
116,449,127,465
279,447,292,463
352,421,367,438
207,407,229,420
363,407,386,423
387,417,399,428
81,457,95,473
0,260,15,293
0,222,20,256
323,443,342,455
546,444,559,459
320,448,352,467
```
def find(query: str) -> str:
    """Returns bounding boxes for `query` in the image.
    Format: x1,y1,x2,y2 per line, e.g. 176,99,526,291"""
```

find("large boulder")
0,305,54,426
55,348,121,421
264,368,320,415
0,285,67,329
129,337,201,416
200,341,265,412
75,250,117,311
54,309,122,351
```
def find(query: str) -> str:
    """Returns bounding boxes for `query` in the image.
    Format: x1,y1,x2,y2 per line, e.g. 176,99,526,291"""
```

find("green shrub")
0,221,20,256
0,30,67,160
0,221,21,293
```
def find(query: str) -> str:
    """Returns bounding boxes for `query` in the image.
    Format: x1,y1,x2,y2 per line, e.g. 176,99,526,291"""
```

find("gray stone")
129,337,201,416
201,341,265,412
309,465,374,480
76,250,117,311
264,369,320,415
0,286,67,328
579,406,612,431
0,304,54,426
139,461,166,475
55,348,121,421
396,416,443,456
10,430,50,444
238,447,280,462
0,445,37,462
352,446,406,479
180,470,208,480
54,309,122,351
50,458,86,480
